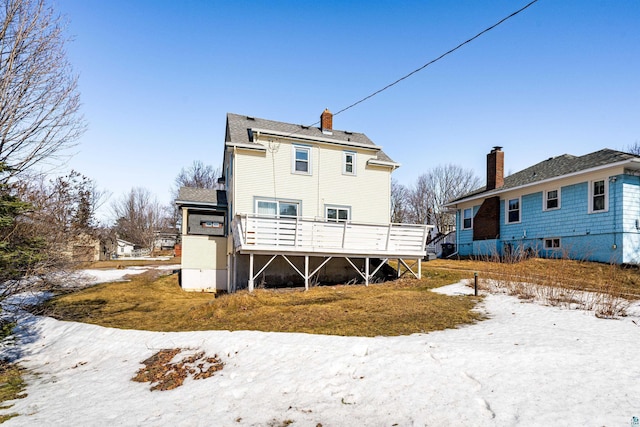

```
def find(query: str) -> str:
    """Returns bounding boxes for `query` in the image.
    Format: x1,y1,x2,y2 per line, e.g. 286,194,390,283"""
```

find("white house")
116,238,135,257
176,110,431,292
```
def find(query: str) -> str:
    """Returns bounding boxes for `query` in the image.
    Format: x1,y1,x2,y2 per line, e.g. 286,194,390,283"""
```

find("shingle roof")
451,149,640,203
176,187,227,207
225,113,396,164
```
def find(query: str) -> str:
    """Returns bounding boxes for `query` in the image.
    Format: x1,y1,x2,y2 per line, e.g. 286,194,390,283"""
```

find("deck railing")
232,214,430,257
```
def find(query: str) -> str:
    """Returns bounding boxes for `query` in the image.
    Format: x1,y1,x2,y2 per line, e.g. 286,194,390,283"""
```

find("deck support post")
248,253,254,292
365,257,370,286
304,255,309,290
232,253,237,293
417,258,422,280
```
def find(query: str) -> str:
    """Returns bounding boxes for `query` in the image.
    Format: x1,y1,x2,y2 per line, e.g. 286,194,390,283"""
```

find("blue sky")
55,0,640,221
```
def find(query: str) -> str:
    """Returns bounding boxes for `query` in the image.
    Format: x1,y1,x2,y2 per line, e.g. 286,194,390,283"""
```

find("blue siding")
456,174,640,264
622,175,640,263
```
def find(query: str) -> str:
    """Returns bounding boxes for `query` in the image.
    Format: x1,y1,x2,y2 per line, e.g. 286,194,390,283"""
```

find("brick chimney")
486,146,504,191
320,108,333,134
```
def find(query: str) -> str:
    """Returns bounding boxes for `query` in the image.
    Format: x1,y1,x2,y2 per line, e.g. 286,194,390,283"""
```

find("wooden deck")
230,214,432,291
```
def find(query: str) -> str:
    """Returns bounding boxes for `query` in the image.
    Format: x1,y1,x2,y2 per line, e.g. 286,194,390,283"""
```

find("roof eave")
250,127,381,151
367,159,401,169
225,141,267,151
445,158,640,207
175,200,226,208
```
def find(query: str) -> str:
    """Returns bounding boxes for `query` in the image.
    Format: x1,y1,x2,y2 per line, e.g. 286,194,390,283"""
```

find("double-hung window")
590,179,607,212
507,198,520,224
343,151,356,175
326,206,350,222
292,145,311,175
544,189,560,211
462,208,473,229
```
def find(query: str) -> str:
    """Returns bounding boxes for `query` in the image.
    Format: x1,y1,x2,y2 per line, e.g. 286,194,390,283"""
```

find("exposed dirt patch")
132,348,224,391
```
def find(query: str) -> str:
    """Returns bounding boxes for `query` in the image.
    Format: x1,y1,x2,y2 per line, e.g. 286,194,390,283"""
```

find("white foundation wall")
181,269,227,292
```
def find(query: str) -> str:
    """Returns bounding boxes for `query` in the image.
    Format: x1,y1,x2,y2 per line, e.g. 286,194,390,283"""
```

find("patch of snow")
0,286,639,425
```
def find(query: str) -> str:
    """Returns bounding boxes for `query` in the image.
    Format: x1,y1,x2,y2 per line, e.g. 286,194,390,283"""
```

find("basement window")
544,238,561,249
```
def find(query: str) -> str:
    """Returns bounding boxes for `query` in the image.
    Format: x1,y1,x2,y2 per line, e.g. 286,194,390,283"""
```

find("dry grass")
430,257,640,317
429,258,640,299
45,268,483,337
0,362,26,423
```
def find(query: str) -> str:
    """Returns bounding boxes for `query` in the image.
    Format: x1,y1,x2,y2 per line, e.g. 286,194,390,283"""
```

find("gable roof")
225,113,397,164
176,187,227,208
448,148,640,205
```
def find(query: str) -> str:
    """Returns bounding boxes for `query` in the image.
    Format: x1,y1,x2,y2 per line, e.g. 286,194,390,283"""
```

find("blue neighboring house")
445,147,640,264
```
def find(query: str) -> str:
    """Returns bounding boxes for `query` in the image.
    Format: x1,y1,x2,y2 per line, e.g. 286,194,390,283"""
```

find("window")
343,151,356,175
544,189,560,211
256,199,300,217
292,145,311,175
544,238,561,249
326,206,350,222
462,208,473,229
591,179,607,212
507,198,520,223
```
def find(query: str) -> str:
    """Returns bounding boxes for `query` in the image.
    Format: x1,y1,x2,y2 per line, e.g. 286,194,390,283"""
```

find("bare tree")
169,160,221,228
0,0,85,181
390,178,409,223
624,141,640,156
112,187,167,250
172,161,221,199
0,168,106,306
406,164,481,233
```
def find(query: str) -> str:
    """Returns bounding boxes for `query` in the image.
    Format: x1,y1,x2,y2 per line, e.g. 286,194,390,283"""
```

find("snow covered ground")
1,269,639,426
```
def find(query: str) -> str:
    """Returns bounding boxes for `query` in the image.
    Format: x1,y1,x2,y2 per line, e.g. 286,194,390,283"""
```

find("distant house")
116,238,136,258
66,230,116,262
176,110,431,292
153,228,178,251
445,147,640,264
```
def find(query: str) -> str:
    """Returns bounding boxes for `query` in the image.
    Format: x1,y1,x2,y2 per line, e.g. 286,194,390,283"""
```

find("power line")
312,0,539,125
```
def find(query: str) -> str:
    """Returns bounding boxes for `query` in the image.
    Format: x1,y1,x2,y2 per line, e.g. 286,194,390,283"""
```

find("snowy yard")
1,268,639,426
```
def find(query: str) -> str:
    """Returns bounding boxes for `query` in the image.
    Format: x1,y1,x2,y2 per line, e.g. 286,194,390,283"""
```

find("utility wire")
310,0,539,125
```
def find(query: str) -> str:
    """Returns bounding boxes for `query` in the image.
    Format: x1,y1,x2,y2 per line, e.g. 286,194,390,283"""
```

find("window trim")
325,205,351,222
544,238,561,250
543,188,560,211
462,208,473,230
506,197,521,224
292,145,312,175
342,151,356,176
589,179,608,213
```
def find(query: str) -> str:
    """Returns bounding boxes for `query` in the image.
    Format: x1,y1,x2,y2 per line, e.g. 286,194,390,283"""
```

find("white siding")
232,137,392,224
